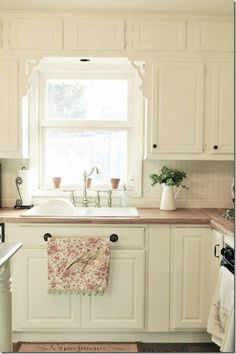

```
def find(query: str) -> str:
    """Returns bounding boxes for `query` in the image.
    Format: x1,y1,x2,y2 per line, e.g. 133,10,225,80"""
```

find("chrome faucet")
82,166,99,207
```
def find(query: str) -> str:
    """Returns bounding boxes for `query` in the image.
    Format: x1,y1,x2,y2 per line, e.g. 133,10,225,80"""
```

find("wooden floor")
138,342,220,352
13,342,220,353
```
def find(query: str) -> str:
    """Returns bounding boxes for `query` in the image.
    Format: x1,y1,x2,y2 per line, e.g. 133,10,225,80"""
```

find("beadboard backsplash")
0,159,234,208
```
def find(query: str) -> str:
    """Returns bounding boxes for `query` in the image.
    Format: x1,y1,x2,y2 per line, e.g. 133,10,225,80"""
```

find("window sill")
31,186,141,198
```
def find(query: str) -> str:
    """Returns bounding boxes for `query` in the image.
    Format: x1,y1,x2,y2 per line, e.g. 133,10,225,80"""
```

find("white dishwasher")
207,233,234,353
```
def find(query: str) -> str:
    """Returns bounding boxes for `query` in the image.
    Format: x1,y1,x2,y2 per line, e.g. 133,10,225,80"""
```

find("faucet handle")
107,189,112,207
63,189,76,206
95,190,101,208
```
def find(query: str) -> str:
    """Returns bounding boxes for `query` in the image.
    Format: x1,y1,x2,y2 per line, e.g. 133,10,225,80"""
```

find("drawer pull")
43,233,52,241
110,234,118,242
214,244,220,258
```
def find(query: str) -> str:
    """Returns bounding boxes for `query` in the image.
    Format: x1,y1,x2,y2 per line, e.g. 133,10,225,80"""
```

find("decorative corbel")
129,59,148,97
19,57,42,97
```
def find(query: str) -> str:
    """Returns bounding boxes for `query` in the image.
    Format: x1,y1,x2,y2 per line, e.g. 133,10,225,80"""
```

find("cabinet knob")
213,145,218,150
43,233,52,241
153,144,157,149
110,234,118,242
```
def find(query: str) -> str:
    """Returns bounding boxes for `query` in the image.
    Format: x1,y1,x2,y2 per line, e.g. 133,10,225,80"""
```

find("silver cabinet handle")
214,244,220,258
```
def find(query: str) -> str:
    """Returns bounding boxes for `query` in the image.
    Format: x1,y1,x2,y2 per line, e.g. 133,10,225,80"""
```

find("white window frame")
29,60,143,198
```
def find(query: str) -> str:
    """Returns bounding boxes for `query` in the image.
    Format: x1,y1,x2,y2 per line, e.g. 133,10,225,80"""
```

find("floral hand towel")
48,237,110,295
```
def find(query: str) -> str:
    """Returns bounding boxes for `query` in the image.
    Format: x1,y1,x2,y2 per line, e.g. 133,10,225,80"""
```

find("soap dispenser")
120,183,129,207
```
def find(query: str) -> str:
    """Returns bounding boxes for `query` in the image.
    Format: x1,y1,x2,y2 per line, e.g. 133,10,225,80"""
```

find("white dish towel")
207,266,234,352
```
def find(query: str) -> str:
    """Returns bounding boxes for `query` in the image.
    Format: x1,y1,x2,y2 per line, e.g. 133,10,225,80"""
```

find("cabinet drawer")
7,224,145,248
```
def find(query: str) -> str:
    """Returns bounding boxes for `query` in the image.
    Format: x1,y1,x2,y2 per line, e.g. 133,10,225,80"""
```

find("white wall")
142,160,234,208
0,158,233,208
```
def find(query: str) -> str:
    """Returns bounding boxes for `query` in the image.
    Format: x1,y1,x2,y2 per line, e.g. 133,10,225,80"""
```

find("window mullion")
40,120,133,129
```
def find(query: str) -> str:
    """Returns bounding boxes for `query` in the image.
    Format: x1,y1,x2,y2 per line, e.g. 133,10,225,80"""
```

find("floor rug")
18,342,138,353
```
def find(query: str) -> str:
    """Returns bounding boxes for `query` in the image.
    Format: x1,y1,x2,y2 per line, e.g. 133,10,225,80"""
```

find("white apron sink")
20,199,139,218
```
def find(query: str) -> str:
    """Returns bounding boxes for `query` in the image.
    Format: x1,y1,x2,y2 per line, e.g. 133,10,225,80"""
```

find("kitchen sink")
20,199,139,218
75,207,139,217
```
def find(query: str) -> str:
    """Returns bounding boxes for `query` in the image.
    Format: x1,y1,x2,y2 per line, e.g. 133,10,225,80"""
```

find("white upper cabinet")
193,21,234,52
210,62,234,155
129,19,186,51
0,59,19,157
64,17,125,51
0,20,2,49
0,13,233,160
9,17,63,50
149,61,204,155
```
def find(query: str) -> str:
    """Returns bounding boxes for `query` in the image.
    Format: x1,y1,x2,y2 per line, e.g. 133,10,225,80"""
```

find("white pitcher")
160,184,182,211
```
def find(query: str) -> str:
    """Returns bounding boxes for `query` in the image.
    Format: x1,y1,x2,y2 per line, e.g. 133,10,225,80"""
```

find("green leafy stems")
66,247,101,272
150,166,188,189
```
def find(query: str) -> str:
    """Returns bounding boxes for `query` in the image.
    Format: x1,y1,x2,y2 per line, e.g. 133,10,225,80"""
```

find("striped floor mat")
17,342,138,352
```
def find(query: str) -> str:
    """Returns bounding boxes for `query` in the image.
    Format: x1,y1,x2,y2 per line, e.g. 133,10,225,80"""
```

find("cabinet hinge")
124,20,128,50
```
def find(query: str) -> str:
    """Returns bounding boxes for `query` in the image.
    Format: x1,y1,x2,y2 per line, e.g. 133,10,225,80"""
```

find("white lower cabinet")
147,225,170,331
82,249,145,329
6,222,216,337
7,224,145,331
170,226,212,330
12,247,82,330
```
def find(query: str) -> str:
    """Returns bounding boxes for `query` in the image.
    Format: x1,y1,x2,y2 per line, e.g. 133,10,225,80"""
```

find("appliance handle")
214,244,220,258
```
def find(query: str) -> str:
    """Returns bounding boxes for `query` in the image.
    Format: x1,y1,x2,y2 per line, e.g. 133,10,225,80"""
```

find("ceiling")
0,0,234,13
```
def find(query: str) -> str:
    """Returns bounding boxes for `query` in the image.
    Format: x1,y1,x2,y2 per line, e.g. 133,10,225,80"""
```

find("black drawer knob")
43,233,52,241
110,234,118,242
213,145,218,150
153,144,157,149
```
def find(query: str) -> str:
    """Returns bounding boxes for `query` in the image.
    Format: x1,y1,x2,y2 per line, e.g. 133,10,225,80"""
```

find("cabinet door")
11,248,82,330
9,17,63,50
0,59,19,156
150,61,204,154
82,249,145,329
170,226,212,330
210,62,234,154
130,19,186,51
8,224,145,332
0,20,2,49
147,225,170,331
193,21,233,52
64,18,125,51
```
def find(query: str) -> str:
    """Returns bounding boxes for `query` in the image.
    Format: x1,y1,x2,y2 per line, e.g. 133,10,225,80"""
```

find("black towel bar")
43,233,119,242
43,233,52,241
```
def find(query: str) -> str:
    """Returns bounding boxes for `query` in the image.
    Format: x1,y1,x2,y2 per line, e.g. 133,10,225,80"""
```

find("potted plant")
150,166,188,210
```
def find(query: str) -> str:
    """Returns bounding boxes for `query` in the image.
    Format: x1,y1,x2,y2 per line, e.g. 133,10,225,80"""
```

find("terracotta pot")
52,177,61,188
110,178,120,189
86,178,92,189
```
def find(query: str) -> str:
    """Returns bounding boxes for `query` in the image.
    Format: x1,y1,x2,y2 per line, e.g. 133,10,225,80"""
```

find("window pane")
44,130,127,186
46,80,128,120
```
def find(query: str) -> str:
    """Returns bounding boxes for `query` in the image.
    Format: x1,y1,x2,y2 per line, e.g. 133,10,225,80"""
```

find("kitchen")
0,0,234,352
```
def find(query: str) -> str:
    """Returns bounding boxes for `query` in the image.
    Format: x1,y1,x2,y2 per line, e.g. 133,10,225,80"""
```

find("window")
29,58,143,195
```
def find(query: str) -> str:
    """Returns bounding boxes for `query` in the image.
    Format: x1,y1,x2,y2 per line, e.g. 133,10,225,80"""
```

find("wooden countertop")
0,207,234,237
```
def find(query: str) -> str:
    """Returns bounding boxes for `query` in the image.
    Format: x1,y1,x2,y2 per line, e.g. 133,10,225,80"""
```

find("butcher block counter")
0,207,233,236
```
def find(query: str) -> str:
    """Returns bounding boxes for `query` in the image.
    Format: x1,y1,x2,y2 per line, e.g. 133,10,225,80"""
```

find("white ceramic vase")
160,184,182,211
